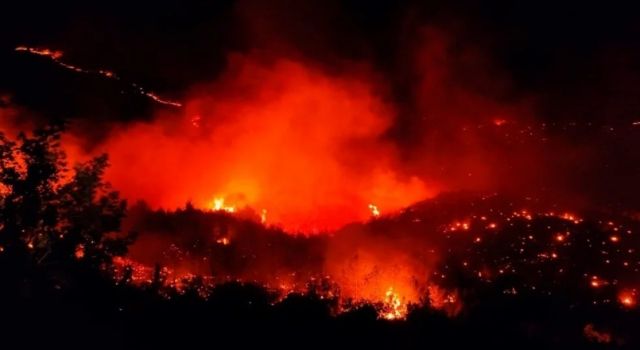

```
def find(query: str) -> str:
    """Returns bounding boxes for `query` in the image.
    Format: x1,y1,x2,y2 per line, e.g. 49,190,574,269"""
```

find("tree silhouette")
0,124,134,281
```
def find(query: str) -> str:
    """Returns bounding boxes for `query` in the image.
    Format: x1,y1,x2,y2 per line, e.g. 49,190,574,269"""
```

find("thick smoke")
95,54,430,232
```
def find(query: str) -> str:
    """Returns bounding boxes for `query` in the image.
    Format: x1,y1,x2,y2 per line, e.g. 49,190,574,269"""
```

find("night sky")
1,1,639,122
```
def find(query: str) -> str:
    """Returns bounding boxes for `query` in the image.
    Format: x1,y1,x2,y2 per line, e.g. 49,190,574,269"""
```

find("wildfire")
368,204,381,218
380,287,407,320
561,212,582,224
80,195,640,323
75,245,85,259
449,221,471,231
216,237,230,246
15,46,63,59
261,209,268,224
618,290,636,308
14,45,182,107
92,56,432,232
210,197,235,213
589,276,611,288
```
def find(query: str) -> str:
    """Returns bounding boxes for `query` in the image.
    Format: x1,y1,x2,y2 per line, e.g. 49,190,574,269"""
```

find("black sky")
1,1,639,124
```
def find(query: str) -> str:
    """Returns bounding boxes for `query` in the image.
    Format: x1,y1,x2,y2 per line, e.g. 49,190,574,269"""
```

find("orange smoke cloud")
97,54,432,232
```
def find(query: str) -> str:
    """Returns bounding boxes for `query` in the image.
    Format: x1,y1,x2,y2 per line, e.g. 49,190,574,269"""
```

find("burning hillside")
106,192,639,320
1,1,640,348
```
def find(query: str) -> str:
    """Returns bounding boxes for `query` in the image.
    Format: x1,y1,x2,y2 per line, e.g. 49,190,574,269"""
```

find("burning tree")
0,124,135,279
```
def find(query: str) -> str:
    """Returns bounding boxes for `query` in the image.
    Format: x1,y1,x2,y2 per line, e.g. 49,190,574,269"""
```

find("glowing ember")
216,237,230,246
368,204,381,218
618,290,636,308
75,245,85,259
261,209,268,224
15,46,63,59
493,118,507,126
590,277,606,288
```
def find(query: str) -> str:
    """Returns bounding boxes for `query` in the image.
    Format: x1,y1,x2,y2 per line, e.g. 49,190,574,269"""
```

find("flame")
210,197,235,213
368,204,381,218
15,46,63,59
260,209,268,224
381,287,407,320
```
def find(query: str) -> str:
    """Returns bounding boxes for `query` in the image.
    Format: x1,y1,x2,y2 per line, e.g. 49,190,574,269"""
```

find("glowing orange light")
610,235,619,243
75,245,85,259
619,291,636,308
380,287,407,320
210,197,235,213
15,45,182,107
368,204,381,218
216,237,230,246
15,46,63,59
260,209,268,224
493,118,507,126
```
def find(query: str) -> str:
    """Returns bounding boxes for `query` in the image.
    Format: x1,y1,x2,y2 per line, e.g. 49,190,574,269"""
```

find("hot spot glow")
210,197,235,213
75,245,85,259
618,290,636,308
381,287,407,320
368,204,381,218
